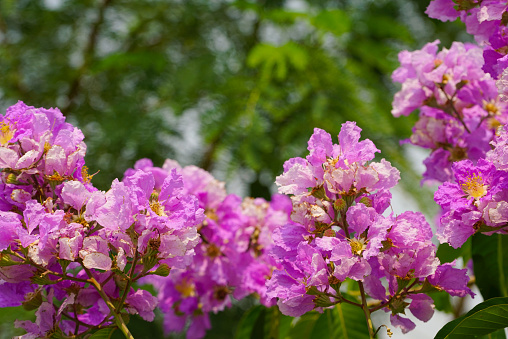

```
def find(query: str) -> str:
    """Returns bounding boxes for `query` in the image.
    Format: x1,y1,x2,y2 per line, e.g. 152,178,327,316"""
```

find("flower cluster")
392,40,508,183
0,102,204,338
426,0,508,79
435,125,508,248
125,159,292,339
266,122,473,333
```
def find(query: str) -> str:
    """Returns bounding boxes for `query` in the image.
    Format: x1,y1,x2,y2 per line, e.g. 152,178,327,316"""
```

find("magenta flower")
392,40,508,183
435,158,508,247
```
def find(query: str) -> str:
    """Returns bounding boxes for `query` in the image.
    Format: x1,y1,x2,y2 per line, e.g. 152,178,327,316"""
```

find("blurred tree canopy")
0,1,469,337
0,0,468,199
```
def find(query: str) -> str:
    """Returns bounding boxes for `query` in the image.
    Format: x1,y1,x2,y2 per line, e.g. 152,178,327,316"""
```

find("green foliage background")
0,0,472,338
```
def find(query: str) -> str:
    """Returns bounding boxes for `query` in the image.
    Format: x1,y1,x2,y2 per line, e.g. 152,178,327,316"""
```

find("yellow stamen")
442,74,451,84
206,244,221,258
487,117,502,130
0,122,14,146
150,201,166,216
461,173,487,199
175,278,196,297
81,166,98,184
350,238,367,256
483,100,499,115
47,171,64,182
205,209,218,222
44,142,52,153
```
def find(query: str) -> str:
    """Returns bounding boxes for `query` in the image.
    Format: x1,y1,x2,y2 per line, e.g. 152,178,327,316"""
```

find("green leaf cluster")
235,303,369,339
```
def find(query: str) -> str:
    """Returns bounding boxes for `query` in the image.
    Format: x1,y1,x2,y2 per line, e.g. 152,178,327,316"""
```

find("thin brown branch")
62,0,113,115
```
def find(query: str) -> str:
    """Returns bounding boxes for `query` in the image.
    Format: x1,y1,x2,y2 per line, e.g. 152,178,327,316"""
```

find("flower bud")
0,253,22,267
58,259,71,273
359,196,372,207
314,294,335,307
389,296,409,315
311,186,327,200
31,271,58,285
6,173,19,184
151,263,171,277
22,288,43,311
323,229,336,237
334,198,346,211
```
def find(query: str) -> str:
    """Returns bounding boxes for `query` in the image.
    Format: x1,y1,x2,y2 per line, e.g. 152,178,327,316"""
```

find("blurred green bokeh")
0,0,467,337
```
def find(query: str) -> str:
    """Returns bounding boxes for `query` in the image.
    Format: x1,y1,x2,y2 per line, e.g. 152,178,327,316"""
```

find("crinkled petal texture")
307,128,333,166
79,236,112,271
390,314,416,334
86,179,134,231
122,169,155,209
277,294,316,317
487,124,508,170
0,211,22,251
436,209,479,249
126,290,158,321
0,281,35,307
337,121,380,167
425,0,459,22
409,294,435,322
428,263,474,297
276,160,317,195
61,180,92,210
347,203,377,235
389,211,433,249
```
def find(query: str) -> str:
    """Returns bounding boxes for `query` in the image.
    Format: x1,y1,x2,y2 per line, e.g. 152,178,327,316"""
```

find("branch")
62,0,113,115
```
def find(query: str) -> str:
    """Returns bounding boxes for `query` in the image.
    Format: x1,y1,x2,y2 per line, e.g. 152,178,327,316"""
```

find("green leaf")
235,305,265,339
89,328,116,339
312,10,351,36
286,311,321,339
286,303,369,339
312,303,369,339
264,306,283,339
263,9,307,25
278,313,293,339
472,233,508,299
435,297,508,339
477,328,507,339
247,42,308,81
282,42,309,71
0,306,36,337
234,305,292,339
428,291,454,313
437,238,471,264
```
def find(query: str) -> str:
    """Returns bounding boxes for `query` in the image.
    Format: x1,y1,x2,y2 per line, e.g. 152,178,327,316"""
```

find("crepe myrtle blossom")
0,101,91,212
435,150,508,248
0,102,207,338
426,0,508,79
487,123,508,170
391,40,508,183
267,122,473,335
125,159,293,339
1,166,204,338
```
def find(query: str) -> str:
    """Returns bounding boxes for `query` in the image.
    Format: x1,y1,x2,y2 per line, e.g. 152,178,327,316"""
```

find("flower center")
175,278,196,297
350,238,366,256
206,244,221,258
0,122,14,146
461,173,487,199
484,100,499,115
150,201,166,216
